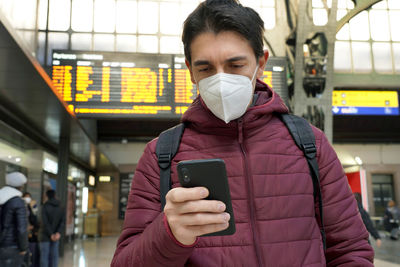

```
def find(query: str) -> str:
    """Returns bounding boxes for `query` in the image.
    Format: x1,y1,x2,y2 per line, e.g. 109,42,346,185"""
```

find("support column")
26,150,44,205
293,0,338,143
56,114,70,257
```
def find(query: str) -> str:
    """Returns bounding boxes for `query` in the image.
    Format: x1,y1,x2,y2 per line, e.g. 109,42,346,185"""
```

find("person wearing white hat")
0,172,29,267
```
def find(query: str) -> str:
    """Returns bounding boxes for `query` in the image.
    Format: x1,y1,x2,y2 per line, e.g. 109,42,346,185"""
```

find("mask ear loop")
251,65,259,83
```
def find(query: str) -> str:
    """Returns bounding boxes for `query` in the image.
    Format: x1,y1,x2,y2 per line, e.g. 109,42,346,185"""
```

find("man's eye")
199,67,209,72
232,64,244,68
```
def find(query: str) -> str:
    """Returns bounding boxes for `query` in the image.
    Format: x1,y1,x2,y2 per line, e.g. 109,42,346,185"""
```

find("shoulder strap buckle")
158,153,171,168
302,143,317,158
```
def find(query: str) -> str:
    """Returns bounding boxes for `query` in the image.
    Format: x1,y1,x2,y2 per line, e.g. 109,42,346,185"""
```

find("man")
23,192,40,267
112,0,374,266
354,193,382,247
0,172,28,267
39,190,65,267
384,200,400,240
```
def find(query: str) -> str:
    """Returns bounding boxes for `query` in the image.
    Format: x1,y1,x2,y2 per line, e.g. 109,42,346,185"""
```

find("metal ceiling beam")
336,0,382,33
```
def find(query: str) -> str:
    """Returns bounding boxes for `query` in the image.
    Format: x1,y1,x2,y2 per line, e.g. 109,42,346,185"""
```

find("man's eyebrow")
193,60,210,66
225,56,247,63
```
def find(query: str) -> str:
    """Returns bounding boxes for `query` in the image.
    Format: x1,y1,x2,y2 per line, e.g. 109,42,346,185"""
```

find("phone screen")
177,159,236,236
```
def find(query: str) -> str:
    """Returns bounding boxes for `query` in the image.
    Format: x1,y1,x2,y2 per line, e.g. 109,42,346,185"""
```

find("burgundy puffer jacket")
112,81,374,267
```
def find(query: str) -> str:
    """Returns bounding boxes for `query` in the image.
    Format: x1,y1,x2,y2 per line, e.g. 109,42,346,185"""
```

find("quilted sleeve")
111,140,195,267
15,198,28,251
316,132,374,266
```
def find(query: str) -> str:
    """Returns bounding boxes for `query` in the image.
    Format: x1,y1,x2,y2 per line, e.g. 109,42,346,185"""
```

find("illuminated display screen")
52,51,287,118
332,90,399,115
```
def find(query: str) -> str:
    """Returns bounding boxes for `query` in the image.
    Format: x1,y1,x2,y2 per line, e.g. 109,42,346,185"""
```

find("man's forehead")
193,56,249,66
189,32,254,64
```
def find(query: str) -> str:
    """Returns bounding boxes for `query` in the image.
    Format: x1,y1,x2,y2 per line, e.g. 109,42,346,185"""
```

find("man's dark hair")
22,192,31,198
46,189,56,199
182,0,265,64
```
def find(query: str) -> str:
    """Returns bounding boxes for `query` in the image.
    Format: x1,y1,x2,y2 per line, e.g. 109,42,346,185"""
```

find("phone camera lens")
183,175,190,183
181,168,190,183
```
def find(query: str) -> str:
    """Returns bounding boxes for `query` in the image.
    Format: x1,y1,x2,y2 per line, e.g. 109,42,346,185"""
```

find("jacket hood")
46,198,61,206
0,186,22,205
181,79,289,134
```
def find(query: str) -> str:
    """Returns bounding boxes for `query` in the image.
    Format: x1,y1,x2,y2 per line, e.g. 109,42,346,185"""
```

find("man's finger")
179,200,226,214
166,187,208,203
179,212,230,226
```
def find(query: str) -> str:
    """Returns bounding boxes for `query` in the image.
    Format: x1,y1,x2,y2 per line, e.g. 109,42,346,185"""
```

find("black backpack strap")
280,113,326,252
156,123,186,211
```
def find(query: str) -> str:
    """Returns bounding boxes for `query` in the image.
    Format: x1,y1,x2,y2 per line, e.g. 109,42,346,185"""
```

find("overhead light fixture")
82,187,88,214
355,156,363,165
15,157,21,162
89,175,96,186
99,176,111,182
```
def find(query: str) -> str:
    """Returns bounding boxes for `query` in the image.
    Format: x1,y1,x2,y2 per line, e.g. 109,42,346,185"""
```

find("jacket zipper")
238,119,264,267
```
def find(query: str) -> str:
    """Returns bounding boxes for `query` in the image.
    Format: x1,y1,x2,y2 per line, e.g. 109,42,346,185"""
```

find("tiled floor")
371,234,400,267
59,236,118,267
375,259,400,267
58,235,400,267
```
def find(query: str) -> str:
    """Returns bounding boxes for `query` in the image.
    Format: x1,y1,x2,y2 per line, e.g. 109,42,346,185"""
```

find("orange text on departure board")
74,105,171,114
75,66,111,102
101,67,110,102
75,66,95,102
159,68,165,97
52,66,73,101
262,71,273,88
120,68,158,103
175,69,195,104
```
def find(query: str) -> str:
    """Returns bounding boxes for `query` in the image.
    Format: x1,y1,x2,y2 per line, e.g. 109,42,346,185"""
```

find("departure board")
332,90,399,115
51,51,287,118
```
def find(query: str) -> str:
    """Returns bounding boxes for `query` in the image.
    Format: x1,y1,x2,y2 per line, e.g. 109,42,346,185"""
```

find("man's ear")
185,59,196,84
256,49,269,78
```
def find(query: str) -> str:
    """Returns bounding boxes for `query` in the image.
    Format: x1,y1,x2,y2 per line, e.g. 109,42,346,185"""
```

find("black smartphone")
177,158,235,236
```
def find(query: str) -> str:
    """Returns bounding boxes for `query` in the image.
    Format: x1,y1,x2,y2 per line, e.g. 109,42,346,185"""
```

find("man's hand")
376,239,382,248
19,251,27,255
51,232,61,241
164,187,230,246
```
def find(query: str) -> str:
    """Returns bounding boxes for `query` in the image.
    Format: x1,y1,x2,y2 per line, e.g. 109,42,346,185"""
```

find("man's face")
186,31,268,86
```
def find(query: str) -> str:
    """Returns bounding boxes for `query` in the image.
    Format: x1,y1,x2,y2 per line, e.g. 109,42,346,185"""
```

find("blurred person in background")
112,1,374,266
354,193,382,248
0,172,28,267
38,189,65,267
23,192,40,267
384,200,400,240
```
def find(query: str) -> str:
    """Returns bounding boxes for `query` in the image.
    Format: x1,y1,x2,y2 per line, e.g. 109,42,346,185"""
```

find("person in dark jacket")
23,192,40,267
0,172,28,267
112,0,374,266
384,200,400,240
39,189,65,267
354,193,382,247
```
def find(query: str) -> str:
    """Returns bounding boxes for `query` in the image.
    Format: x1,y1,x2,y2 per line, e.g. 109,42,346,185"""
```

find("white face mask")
198,66,258,123
24,197,31,204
